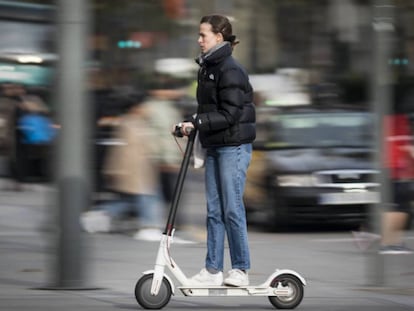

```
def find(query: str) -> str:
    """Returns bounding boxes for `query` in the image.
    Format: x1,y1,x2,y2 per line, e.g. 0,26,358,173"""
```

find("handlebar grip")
173,124,194,137
184,126,194,135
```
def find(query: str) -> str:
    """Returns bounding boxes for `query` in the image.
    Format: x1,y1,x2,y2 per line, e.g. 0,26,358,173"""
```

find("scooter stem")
164,129,197,236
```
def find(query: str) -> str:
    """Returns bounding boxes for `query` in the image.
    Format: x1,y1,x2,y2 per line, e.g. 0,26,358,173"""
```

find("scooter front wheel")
268,274,304,309
135,273,172,309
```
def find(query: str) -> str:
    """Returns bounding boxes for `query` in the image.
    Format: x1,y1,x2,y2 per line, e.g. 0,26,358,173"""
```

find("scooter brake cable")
173,134,186,156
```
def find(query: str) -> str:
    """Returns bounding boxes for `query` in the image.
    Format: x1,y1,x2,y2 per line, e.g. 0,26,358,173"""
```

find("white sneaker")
224,269,249,287
80,210,112,233
133,228,162,241
190,268,223,286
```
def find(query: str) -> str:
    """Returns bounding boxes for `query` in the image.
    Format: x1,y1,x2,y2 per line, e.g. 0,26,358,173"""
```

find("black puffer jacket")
194,42,255,148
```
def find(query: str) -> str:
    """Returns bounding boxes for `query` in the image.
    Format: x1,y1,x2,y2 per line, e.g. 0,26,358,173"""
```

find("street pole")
52,0,92,288
367,0,395,286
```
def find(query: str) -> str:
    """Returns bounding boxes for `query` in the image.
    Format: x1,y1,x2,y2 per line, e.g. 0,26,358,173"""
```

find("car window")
255,111,374,149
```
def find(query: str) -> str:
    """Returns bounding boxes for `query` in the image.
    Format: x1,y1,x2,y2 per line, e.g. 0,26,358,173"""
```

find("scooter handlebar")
173,123,194,137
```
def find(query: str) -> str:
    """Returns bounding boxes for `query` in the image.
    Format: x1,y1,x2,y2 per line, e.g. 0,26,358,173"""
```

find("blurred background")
0,0,412,223
0,0,413,293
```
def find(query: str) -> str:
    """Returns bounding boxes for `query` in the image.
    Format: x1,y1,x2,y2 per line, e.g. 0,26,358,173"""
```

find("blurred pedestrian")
81,93,164,241
379,104,414,254
16,95,56,183
0,83,26,189
140,78,185,216
177,14,256,286
0,84,19,163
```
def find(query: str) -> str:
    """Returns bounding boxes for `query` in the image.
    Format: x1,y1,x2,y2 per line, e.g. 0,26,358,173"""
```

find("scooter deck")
177,284,291,297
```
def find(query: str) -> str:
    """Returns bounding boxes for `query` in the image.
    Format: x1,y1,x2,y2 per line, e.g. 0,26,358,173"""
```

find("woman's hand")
172,122,194,137
181,122,194,136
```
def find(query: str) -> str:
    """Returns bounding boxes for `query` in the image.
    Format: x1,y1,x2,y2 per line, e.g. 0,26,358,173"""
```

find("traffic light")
117,40,142,49
388,58,409,66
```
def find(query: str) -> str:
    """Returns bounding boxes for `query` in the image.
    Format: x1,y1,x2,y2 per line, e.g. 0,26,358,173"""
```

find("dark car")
244,105,379,230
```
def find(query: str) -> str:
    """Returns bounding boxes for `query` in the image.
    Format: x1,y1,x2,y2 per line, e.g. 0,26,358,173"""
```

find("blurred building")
0,1,55,89
2,0,414,106
87,1,414,108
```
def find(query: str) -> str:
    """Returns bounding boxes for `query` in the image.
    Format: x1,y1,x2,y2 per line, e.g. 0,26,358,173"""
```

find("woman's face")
198,22,222,53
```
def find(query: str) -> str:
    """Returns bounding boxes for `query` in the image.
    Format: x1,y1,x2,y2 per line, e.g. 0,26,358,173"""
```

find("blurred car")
244,105,379,230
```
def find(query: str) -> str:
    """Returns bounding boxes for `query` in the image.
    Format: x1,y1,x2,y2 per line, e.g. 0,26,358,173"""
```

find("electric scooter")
134,126,306,309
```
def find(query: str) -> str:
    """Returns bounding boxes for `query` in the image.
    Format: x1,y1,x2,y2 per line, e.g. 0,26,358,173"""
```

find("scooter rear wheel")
268,274,304,309
135,273,172,309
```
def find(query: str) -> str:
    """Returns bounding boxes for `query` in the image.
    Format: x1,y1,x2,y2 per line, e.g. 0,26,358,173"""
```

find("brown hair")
200,14,240,47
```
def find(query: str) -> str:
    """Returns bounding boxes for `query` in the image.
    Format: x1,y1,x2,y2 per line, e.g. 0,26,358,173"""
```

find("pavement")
0,179,414,310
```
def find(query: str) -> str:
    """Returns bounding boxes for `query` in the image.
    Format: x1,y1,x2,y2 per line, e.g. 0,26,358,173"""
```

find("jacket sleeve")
196,68,245,132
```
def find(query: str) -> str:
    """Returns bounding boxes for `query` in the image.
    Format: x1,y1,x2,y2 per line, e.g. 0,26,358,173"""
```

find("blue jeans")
204,143,252,271
102,192,163,228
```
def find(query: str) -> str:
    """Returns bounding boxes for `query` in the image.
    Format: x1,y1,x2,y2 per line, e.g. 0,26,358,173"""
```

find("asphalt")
0,181,414,311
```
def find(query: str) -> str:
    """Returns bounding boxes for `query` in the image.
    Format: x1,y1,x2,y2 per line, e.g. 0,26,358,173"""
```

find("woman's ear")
216,32,224,43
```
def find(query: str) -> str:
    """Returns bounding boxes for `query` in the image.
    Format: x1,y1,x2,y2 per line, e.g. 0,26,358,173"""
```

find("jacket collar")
195,42,232,66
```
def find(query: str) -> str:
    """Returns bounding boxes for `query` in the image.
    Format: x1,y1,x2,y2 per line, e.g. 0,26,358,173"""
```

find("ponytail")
226,35,240,48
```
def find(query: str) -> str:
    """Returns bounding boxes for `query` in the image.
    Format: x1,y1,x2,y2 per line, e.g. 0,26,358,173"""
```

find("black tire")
135,274,172,309
268,274,304,309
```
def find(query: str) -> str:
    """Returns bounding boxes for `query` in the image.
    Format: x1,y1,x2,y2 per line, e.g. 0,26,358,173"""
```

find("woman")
179,14,256,286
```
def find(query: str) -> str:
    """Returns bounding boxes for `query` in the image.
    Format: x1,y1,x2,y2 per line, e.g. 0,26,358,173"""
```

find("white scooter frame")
134,128,306,309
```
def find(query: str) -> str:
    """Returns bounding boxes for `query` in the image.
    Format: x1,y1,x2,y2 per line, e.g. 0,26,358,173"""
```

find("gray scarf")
196,42,230,66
